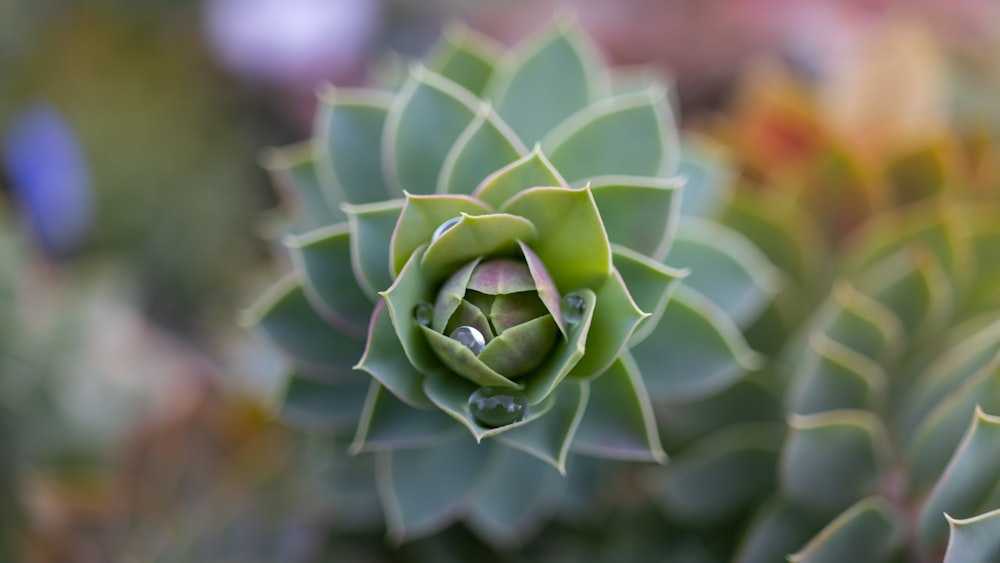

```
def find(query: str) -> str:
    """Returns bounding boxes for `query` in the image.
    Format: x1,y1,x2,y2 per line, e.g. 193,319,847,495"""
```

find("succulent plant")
648,48,1000,560
247,18,769,546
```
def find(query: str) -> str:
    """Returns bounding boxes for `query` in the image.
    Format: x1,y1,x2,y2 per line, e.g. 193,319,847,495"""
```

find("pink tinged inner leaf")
466,259,536,295
519,241,565,336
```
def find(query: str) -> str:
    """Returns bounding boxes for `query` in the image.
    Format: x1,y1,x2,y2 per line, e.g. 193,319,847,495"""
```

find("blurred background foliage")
3,0,1000,560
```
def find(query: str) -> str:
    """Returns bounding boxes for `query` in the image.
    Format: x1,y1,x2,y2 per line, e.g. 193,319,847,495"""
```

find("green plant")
247,18,770,546
711,189,1000,562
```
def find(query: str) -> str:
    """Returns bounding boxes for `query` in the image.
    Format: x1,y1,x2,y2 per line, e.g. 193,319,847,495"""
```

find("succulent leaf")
523,288,596,404
611,245,686,345
918,407,1000,547
486,19,602,144
897,319,1000,444
678,135,735,218
262,143,345,226
565,270,647,380
780,411,892,516
315,88,394,203
543,89,678,182
420,213,537,281
244,276,365,379
633,284,763,402
280,372,371,432
571,352,665,462
425,23,502,96
390,193,492,275
854,245,953,339
589,175,683,260
437,106,527,195
814,282,904,366
422,371,556,442
787,497,905,563
734,498,824,563
384,67,481,195
654,423,784,525
720,189,827,291
355,301,433,407
465,447,563,547
287,224,373,338
907,354,1000,491
345,200,405,299
786,333,887,415
500,186,612,291
351,383,459,452
943,508,1000,563
473,147,568,208
378,432,492,543
668,218,785,329
497,380,589,473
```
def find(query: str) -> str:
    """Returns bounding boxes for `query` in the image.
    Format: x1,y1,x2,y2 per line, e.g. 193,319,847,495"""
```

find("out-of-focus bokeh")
3,0,1000,560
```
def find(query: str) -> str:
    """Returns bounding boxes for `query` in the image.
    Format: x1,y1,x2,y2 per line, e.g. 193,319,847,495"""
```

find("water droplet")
412,301,432,326
468,387,528,427
561,292,586,325
431,216,462,243
450,325,485,355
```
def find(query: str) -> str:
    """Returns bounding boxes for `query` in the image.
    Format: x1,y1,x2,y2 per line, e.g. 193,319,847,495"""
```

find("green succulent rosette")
247,19,766,545
669,153,1000,561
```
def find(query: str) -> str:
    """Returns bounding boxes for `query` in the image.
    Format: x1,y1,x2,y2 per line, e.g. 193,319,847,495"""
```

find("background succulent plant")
647,48,1000,561
247,17,772,546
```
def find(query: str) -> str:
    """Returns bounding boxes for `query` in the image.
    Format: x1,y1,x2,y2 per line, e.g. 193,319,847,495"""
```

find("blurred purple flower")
2,104,94,258
203,0,381,87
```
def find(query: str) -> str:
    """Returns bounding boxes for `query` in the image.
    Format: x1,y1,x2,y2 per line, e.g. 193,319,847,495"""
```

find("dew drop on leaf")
561,292,586,325
412,301,432,326
431,216,462,243
468,386,528,427
450,325,486,355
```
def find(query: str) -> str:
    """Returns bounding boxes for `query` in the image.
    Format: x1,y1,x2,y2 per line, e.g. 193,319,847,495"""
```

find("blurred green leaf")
590,175,682,260
438,107,527,195
571,353,664,462
780,411,891,516
287,224,373,338
919,408,1000,546
425,23,502,96
612,245,686,345
498,380,589,473
543,90,677,182
655,423,783,525
345,199,404,299
385,67,479,195
355,301,433,407
465,447,563,547
244,277,364,379
788,497,904,563
262,143,344,226
314,88,394,203
487,19,602,143
734,497,823,563
668,218,784,328
632,285,763,402
379,432,492,542
943,508,1000,563
351,383,458,452
786,333,887,415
